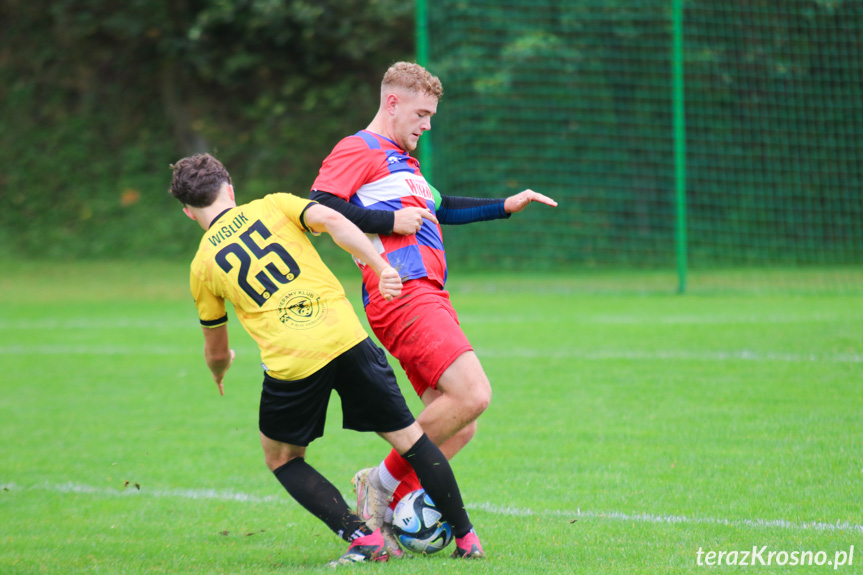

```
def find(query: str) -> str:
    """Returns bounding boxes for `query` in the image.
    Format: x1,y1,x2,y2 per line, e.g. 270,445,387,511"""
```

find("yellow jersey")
189,193,368,380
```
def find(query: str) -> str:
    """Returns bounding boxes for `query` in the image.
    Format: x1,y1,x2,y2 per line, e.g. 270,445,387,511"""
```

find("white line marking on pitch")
0,345,193,355
1,345,859,363
7,482,862,534
460,312,863,326
473,503,863,534
4,311,862,330
478,348,862,363
0,319,192,330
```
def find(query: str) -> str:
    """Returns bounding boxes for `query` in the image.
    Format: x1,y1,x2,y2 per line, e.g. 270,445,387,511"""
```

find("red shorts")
365,279,473,398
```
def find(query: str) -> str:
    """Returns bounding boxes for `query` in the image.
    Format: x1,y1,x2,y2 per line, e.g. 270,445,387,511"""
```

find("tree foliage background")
0,0,413,259
2,0,860,267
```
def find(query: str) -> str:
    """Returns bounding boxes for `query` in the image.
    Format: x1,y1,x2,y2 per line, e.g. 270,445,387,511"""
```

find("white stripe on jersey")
355,171,433,206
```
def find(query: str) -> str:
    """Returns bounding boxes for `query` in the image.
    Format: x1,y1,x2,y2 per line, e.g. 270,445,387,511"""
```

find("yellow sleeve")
190,266,227,328
273,193,320,235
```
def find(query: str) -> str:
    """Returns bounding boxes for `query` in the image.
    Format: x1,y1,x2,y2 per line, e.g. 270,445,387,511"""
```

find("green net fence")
422,0,863,293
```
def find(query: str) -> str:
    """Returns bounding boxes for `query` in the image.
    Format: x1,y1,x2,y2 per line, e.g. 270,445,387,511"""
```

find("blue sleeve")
437,195,510,225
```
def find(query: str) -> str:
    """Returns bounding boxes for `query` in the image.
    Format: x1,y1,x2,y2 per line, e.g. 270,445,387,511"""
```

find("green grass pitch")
1,261,861,574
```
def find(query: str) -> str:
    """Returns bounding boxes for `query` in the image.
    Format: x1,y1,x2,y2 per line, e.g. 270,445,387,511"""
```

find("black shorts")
259,338,416,447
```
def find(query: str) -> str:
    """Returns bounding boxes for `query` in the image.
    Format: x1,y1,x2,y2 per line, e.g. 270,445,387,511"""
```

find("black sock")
273,457,372,542
402,433,473,538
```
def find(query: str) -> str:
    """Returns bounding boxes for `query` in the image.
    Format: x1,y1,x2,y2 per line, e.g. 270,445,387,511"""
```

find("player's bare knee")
264,454,282,472
264,451,301,472
380,421,424,454
469,381,491,415
263,450,284,471
456,420,478,444
471,393,490,418
453,390,488,422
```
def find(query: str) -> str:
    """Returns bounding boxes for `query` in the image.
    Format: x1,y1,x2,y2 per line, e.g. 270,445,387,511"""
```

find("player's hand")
377,266,403,302
392,207,439,235
504,189,558,213
212,349,235,396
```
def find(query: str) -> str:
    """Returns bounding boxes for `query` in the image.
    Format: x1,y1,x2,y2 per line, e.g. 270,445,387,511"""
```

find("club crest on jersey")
277,290,327,329
405,178,433,200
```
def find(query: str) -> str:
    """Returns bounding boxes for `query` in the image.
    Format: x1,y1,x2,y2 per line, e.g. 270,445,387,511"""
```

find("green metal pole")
672,0,688,293
415,0,433,181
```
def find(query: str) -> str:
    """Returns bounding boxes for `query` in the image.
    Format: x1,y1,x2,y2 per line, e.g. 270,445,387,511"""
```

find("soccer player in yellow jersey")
169,153,483,565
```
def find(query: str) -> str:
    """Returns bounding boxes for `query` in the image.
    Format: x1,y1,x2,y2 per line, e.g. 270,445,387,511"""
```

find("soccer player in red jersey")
310,62,557,558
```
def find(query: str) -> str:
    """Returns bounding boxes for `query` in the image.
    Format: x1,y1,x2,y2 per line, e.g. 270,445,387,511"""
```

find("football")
391,489,453,554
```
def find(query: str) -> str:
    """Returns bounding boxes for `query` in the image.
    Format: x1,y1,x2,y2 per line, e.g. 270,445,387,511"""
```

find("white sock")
384,506,394,524
376,461,400,494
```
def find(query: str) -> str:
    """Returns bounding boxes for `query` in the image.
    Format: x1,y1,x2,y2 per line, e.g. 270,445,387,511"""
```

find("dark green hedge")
1,0,413,259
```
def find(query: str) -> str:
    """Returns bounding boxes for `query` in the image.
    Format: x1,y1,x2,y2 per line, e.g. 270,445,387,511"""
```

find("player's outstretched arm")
201,324,234,396
304,203,403,301
504,189,558,214
435,186,555,225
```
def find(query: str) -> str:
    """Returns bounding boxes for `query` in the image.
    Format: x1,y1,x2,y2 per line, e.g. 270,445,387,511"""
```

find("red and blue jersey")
312,130,447,305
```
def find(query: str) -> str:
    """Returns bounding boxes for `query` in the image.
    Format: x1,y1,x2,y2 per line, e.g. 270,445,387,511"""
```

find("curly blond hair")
381,62,443,100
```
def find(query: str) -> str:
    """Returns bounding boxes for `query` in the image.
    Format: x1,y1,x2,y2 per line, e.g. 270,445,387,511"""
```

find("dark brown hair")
169,153,232,207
